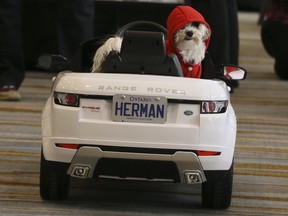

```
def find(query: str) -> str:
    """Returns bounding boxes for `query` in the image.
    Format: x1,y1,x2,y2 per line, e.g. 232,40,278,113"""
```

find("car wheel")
40,149,70,200
201,162,234,209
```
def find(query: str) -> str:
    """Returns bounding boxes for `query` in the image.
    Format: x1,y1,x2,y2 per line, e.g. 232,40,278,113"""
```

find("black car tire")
40,149,70,200
201,162,234,209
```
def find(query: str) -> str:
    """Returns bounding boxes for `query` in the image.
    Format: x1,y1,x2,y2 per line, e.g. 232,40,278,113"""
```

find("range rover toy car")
39,21,246,209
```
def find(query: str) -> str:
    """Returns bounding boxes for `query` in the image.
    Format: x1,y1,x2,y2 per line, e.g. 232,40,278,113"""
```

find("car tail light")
54,92,79,107
201,100,228,114
55,143,79,149
196,150,221,156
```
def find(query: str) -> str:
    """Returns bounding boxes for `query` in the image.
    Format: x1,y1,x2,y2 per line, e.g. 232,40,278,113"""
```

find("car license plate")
112,94,167,123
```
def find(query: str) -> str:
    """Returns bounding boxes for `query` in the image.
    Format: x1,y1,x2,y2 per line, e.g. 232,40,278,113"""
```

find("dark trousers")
0,0,94,89
227,0,239,66
56,0,94,60
261,19,288,80
0,0,25,89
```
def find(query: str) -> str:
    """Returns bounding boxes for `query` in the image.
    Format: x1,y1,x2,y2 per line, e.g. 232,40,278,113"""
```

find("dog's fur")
174,22,210,65
91,22,210,73
92,36,122,73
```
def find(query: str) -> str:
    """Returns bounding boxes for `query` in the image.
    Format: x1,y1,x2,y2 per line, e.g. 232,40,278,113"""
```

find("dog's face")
174,22,211,64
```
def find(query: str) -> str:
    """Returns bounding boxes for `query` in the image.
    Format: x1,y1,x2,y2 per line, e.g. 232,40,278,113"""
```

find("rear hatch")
53,72,228,147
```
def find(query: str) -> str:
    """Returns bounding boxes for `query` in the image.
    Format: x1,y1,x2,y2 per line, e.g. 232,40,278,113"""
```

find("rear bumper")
42,136,235,172
66,146,206,184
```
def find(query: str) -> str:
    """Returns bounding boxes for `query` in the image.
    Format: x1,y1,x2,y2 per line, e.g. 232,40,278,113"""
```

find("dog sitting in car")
165,6,211,78
91,6,211,78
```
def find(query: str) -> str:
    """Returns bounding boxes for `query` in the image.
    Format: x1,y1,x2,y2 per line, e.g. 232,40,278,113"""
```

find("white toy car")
39,21,246,209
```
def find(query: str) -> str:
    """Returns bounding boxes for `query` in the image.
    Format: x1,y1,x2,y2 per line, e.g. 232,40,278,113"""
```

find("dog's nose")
186,31,193,38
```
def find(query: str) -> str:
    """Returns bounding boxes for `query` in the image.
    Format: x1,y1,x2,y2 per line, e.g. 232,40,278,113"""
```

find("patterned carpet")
0,12,287,215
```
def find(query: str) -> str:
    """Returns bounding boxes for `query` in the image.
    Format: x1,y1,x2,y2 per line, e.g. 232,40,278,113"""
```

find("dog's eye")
193,22,200,28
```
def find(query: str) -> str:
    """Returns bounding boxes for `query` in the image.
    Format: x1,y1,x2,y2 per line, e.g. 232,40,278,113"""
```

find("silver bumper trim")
67,146,206,184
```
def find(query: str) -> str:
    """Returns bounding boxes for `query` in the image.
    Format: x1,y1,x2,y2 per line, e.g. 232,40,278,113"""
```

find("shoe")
0,85,21,101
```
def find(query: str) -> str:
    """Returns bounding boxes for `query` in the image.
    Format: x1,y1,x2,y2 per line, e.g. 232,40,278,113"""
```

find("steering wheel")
116,21,167,37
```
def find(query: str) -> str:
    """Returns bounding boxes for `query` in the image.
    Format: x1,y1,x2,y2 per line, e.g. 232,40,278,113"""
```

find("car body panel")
42,72,235,173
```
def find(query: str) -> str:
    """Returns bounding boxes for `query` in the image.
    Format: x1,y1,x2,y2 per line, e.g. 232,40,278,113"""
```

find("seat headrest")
120,30,166,64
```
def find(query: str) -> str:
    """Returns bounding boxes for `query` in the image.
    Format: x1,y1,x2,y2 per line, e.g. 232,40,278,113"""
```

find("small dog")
173,22,210,65
91,6,211,78
165,6,211,78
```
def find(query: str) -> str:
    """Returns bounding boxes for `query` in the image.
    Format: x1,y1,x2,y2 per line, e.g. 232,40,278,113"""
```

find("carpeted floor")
0,12,287,215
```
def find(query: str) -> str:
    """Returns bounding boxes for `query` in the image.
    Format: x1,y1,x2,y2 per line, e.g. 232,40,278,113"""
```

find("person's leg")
274,58,288,80
261,19,288,79
272,22,288,80
56,0,94,61
226,0,239,65
261,19,276,57
225,0,239,88
0,0,25,90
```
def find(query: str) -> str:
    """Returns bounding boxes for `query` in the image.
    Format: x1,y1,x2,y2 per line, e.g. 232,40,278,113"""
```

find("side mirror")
37,54,70,72
221,64,247,80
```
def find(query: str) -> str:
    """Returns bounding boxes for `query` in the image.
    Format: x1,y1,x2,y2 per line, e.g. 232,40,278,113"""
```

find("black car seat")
100,30,183,77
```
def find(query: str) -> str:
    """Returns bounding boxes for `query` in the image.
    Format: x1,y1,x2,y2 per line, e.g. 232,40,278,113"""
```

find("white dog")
173,22,210,65
91,6,211,78
165,6,211,78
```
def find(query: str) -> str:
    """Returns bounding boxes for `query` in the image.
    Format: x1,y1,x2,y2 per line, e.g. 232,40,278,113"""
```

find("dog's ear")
199,24,211,40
